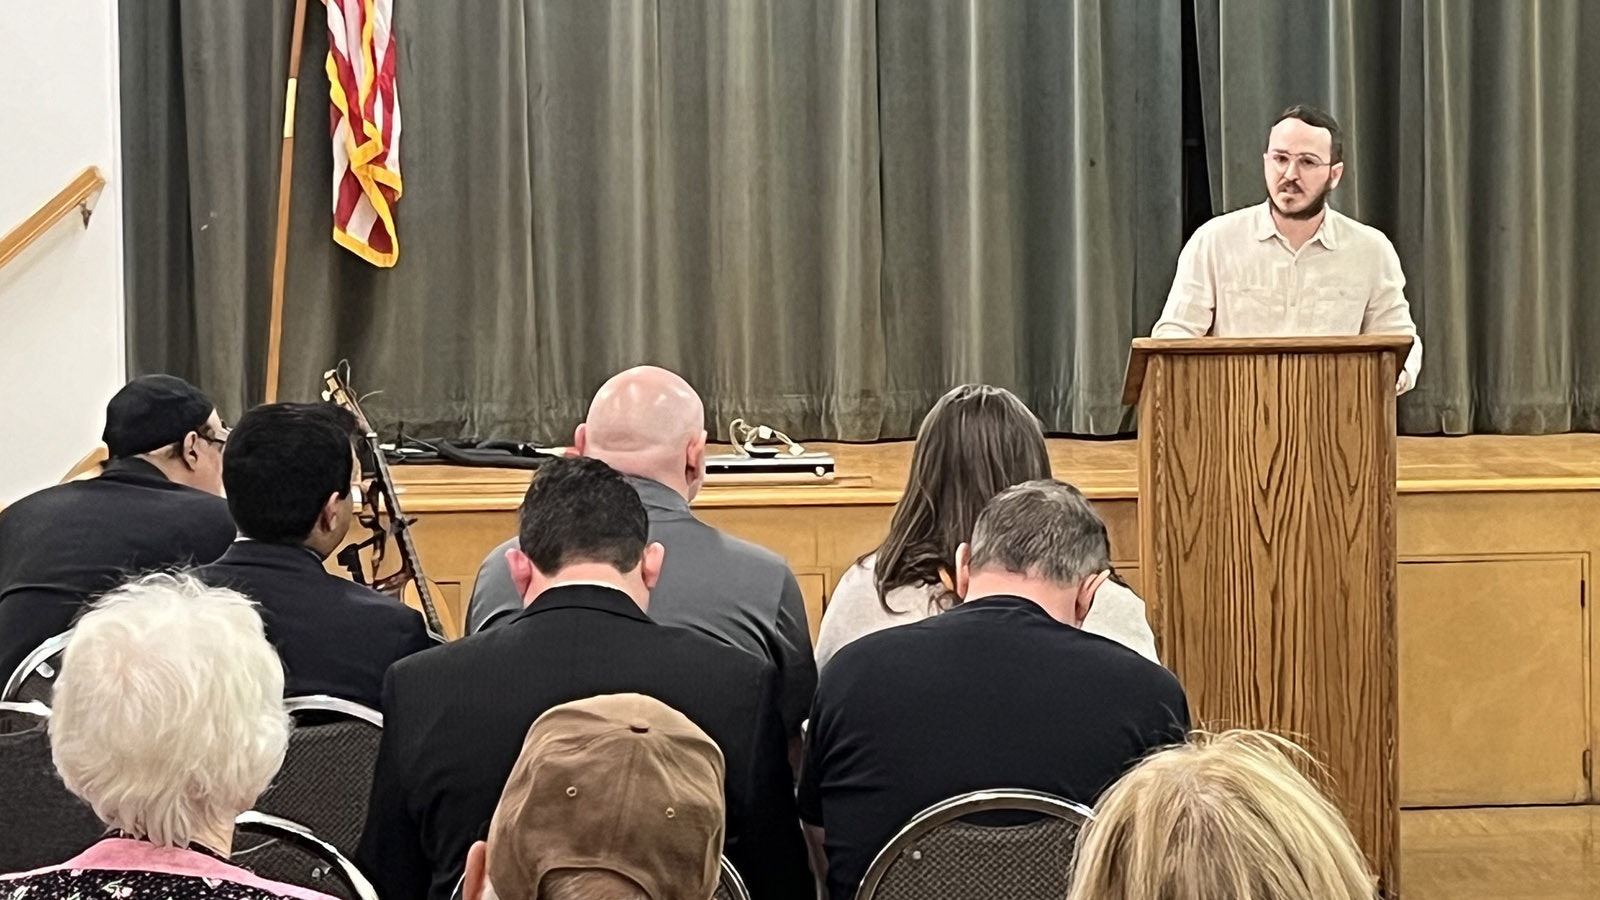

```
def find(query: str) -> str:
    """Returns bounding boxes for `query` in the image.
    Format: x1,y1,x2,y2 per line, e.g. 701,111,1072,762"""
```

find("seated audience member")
460,693,725,900
814,383,1159,670
0,375,235,680
467,366,816,744
799,479,1191,900
359,457,811,900
1067,730,1378,900
0,573,330,900
195,403,434,708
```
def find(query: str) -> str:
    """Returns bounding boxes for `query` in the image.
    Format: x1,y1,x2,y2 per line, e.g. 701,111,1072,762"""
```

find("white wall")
0,2,125,507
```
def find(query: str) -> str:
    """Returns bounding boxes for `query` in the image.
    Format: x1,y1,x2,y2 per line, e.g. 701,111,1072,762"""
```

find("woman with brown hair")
813,383,1158,670
1067,730,1379,900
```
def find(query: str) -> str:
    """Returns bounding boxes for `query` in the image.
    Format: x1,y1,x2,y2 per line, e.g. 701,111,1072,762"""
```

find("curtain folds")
1195,0,1600,433
120,0,1182,440
123,1,1593,439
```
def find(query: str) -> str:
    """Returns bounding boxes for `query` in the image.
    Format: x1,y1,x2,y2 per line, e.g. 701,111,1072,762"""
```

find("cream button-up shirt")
1152,202,1422,392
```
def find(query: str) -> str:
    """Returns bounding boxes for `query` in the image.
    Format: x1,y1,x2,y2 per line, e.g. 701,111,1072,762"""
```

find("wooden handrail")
0,166,107,272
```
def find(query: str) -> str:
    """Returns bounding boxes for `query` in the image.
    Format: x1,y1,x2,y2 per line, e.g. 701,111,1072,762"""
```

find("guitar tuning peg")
321,391,333,401
756,425,773,440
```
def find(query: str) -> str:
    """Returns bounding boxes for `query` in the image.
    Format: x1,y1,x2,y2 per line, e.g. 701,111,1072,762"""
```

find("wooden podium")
1123,335,1412,896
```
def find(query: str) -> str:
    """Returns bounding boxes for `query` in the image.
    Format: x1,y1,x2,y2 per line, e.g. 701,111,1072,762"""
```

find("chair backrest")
712,855,752,900
0,702,105,873
855,789,1094,900
232,810,378,900
2,630,71,705
252,696,384,861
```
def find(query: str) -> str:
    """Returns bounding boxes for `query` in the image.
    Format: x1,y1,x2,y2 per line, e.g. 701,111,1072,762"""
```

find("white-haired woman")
0,573,336,900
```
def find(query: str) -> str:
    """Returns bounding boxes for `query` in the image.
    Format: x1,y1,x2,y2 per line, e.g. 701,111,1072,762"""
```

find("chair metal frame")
2,631,71,703
717,855,752,900
284,695,384,728
0,700,51,721
234,810,379,900
854,788,1094,900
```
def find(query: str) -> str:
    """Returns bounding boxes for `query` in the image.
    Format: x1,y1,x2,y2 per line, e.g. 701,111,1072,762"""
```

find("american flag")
327,0,401,267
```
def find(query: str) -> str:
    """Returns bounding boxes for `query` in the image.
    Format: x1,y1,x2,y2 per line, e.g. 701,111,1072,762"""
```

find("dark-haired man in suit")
194,402,434,709
358,456,812,900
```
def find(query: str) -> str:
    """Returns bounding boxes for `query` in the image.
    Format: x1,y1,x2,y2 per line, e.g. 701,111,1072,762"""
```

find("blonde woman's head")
1067,730,1377,900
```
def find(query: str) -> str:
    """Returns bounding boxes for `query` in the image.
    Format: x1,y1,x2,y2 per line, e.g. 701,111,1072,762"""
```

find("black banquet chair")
232,810,377,900
2,631,71,705
854,789,1094,900
0,700,105,873
252,695,384,861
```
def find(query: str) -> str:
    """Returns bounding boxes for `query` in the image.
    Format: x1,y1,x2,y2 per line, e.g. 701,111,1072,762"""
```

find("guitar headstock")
323,363,376,435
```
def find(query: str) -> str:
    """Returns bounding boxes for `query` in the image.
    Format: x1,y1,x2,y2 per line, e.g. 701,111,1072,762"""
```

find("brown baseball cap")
487,693,727,900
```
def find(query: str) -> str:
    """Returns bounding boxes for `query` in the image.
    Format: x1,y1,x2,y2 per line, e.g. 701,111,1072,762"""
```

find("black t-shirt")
797,595,1191,900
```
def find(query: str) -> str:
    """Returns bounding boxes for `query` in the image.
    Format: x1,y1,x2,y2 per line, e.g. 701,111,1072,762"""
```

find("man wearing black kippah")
0,375,236,681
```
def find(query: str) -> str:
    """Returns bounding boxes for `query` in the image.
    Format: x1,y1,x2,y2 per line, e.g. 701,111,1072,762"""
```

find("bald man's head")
573,366,709,500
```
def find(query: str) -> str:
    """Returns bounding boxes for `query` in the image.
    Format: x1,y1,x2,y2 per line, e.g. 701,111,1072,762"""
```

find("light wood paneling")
1398,557,1588,806
1401,806,1600,899
1137,344,1400,891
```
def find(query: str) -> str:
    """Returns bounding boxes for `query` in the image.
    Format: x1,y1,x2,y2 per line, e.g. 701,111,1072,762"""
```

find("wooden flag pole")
265,0,311,403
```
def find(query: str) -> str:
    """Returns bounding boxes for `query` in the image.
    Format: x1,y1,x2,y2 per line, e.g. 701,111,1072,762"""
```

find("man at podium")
1152,105,1422,394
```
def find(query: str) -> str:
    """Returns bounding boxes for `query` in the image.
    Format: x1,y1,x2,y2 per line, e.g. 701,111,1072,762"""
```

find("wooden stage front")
394,434,1600,891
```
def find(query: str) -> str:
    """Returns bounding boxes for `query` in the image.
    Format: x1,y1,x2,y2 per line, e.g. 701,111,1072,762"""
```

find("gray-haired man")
797,480,1192,900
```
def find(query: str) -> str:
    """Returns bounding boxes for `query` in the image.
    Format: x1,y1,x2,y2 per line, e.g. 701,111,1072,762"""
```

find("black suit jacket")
194,540,435,709
356,584,812,900
0,458,236,679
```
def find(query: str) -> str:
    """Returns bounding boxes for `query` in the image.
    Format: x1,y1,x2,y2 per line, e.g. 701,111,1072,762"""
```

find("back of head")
519,457,650,574
222,402,359,543
874,384,1050,607
579,366,707,493
1066,730,1377,900
49,572,290,848
101,374,218,460
966,479,1108,587
488,694,725,900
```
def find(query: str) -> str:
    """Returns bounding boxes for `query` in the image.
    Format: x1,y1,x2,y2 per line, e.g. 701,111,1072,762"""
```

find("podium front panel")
1137,345,1400,895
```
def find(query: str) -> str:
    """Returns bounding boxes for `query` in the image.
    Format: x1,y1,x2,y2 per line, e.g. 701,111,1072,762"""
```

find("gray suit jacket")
466,476,818,735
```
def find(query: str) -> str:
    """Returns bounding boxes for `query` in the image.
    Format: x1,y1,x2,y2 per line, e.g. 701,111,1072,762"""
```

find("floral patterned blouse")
1,838,337,900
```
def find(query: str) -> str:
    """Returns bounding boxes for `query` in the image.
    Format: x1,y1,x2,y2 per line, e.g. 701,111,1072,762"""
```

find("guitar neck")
367,439,446,639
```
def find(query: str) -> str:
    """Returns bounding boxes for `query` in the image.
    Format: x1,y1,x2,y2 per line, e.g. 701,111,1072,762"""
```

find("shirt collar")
627,475,692,515
1255,201,1341,250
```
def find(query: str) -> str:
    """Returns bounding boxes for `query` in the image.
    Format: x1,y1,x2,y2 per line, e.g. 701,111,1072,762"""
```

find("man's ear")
685,430,708,497
954,543,972,600
1076,570,1111,627
506,547,537,604
180,432,203,470
463,840,488,900
572,422,588,457
317,492,342,534
1328,160,1345,190
640,541,666,591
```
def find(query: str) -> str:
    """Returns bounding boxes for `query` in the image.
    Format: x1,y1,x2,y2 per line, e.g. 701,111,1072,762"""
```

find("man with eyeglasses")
0,375,237,681
1153,104,1422,393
